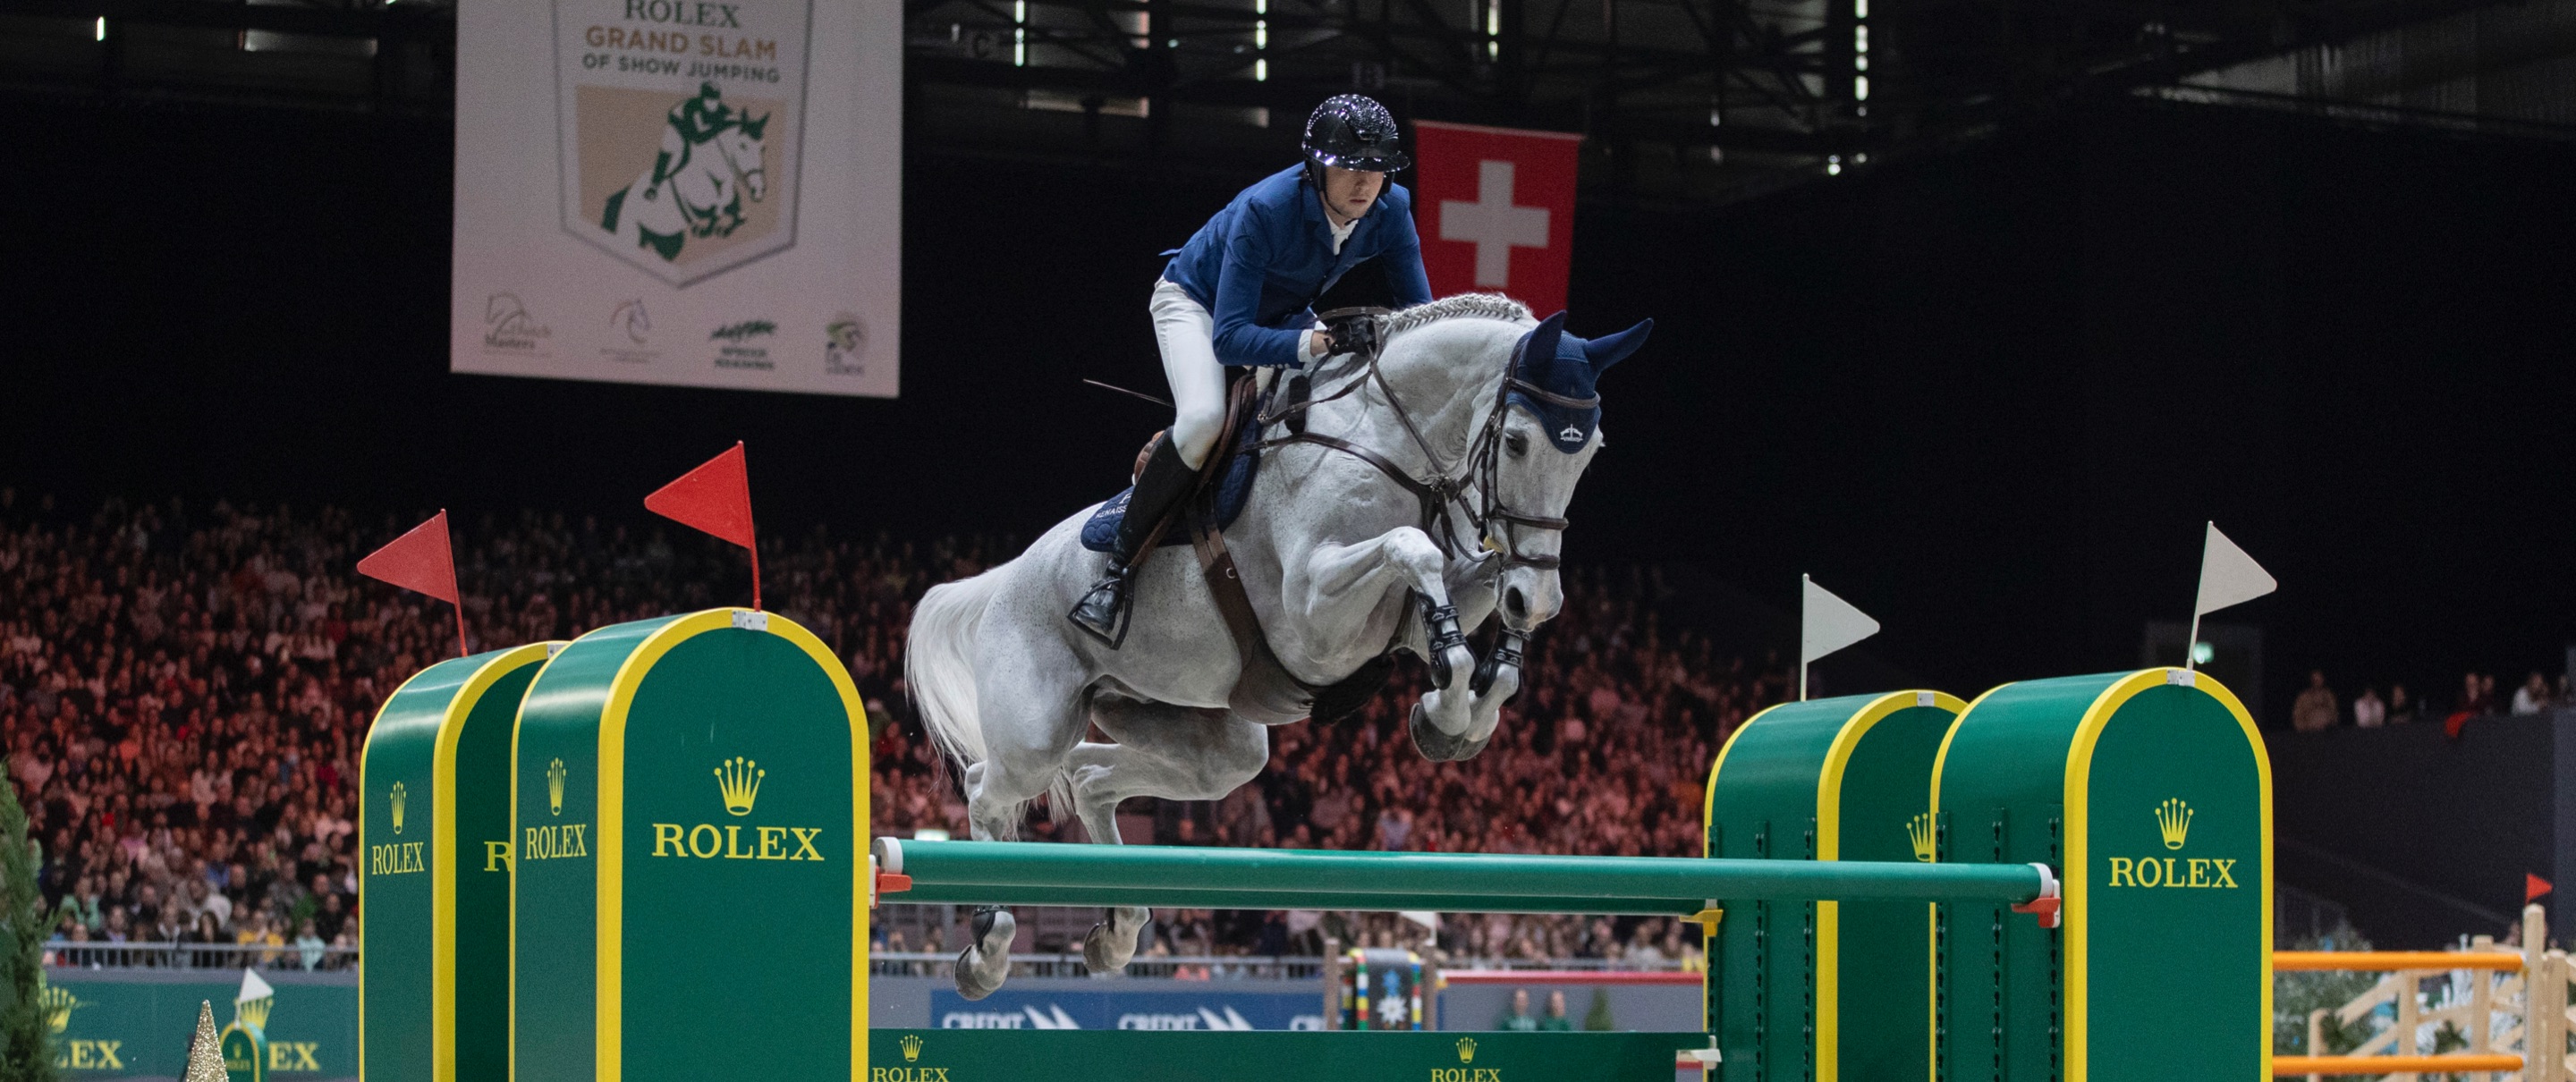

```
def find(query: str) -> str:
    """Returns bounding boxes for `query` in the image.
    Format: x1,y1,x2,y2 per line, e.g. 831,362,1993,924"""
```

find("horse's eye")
1504,432,1529,458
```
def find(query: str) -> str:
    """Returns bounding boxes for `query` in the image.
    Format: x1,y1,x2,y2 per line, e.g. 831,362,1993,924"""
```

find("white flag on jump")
237,968,275,1004
1801,575,1881,664
2193,522,2277,617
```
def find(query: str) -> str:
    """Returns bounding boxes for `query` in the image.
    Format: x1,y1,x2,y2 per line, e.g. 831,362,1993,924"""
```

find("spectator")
2512,672,2553,715
2386,684,2418,725
2351,688,2385,729
293,917,326,971
1540,989,1576,1031
1496,988,1540,1031
180,910,225,968
2292,672,2338,733
2445,672,2493,739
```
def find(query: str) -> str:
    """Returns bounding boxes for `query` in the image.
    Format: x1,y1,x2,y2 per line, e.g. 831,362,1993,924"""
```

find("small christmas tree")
0,776,53,1082
181,1002,225,1082
1582,988,1617,1031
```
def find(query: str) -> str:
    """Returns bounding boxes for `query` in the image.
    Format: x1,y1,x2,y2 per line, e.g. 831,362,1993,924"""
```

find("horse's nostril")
1504,587,1528,620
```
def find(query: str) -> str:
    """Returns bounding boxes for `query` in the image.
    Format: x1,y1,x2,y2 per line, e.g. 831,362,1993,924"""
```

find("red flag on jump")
2529,874,2554,903
645,442,762,610
356,511,468,657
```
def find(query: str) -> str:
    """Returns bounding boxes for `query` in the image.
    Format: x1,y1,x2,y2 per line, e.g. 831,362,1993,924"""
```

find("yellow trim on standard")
1810,690,1965,1082
2060,668,2272,1082
590,609,874,1082
429,644,554,1082
1924,680,2012,1082
761,617,874,1081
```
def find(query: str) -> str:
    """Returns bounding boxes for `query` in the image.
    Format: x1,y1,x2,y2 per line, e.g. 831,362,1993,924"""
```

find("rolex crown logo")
235,994,273,1030
38,984,79,1034
901,1034,924,1062
716,757,765,816
1907,812,1936,862
2156,799,2193,850
1456,1037,1477,1063
547,758,568,816
391,782,408,834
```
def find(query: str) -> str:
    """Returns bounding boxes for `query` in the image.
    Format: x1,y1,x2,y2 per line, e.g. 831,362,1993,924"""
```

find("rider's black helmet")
1302,95,1411,173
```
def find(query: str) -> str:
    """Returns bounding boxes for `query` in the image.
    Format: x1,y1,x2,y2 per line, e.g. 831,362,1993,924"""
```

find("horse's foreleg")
1290,526,1472,694
1063,694,1265,973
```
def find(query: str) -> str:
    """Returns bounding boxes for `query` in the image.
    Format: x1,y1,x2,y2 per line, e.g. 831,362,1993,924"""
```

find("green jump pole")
886,882,1720,916
873,838,2049,913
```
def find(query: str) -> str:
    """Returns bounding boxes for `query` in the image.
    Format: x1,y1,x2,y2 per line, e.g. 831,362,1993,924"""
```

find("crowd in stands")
2289,668,2572,736
0,489,1772,969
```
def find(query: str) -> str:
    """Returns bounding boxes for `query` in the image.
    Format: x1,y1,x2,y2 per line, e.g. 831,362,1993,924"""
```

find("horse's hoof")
1082,919,1133,974
1409,702,1492,762
951,906,1016,1000
953,949,1004,1001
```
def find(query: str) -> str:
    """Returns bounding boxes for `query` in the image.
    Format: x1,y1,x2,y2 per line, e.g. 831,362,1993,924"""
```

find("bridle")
1256,318,1594,576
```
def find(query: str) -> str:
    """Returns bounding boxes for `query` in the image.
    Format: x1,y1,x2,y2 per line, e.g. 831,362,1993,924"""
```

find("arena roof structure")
3,0,2571,203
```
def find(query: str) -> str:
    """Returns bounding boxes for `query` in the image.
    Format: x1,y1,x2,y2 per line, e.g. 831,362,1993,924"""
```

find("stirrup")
1068,565,1135,649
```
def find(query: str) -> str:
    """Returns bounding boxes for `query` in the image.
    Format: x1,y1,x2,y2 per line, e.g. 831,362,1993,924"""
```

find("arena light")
2191,641,2215,665
1013,0,1026,66
95,16,106,40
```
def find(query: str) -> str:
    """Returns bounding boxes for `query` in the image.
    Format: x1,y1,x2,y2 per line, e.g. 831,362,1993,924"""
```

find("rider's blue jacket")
1162,165,1435,369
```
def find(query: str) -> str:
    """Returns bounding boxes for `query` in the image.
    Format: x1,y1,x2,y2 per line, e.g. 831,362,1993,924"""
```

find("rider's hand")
1309,331,1335,359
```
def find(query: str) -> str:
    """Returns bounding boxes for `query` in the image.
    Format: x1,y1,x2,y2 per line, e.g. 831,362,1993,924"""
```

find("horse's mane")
1382,294,1533,338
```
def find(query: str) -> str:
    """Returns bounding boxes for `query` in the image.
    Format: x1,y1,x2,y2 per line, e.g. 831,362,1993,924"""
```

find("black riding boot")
1069,437,1199,647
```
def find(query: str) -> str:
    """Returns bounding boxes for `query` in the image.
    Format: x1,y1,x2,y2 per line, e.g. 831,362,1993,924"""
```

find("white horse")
905,296,1651,999
598,114,769,263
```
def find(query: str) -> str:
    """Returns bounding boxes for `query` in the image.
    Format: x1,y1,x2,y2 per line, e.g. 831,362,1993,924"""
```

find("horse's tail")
906,568,1003,769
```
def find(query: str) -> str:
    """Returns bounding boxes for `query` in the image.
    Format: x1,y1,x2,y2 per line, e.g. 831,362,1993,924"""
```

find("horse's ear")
1521,311,1568,371
1580,317,1652,371
744,114,769,139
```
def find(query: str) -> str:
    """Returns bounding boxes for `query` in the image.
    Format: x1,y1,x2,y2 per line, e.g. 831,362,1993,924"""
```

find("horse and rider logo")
560,0,812,287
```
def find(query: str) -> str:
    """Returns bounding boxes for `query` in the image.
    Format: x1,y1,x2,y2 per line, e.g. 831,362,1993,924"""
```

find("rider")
647,82,732,199
1068,94,1436,647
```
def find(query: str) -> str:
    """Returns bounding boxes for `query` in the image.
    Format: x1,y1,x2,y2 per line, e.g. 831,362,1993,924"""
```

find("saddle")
1077,378,1263,555
1087,371,1396,726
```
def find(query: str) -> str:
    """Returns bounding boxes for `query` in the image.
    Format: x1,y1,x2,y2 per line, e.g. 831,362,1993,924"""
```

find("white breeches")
1149,278,1229,469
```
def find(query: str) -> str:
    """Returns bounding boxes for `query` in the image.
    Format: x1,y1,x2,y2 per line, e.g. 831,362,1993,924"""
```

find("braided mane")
1381,294,1534,338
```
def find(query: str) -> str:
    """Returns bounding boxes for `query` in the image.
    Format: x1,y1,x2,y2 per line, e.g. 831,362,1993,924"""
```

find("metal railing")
42,941,360,972
869,951,1693,980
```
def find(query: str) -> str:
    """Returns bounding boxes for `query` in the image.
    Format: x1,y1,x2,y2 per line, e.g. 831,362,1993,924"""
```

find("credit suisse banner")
1411,120,1582,317
929,986,1330,1031
451,0,902,397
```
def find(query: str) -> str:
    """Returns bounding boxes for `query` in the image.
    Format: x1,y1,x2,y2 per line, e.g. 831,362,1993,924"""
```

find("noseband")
1258,323,1592,575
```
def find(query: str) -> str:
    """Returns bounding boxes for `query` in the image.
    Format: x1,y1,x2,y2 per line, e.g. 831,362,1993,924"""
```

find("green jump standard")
359,641,556,1082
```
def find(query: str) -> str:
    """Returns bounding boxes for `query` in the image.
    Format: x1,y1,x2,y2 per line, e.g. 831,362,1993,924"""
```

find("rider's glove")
1321,312,1382,360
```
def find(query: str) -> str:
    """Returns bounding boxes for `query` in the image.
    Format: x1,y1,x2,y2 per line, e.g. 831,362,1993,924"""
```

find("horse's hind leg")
949,621,1091,1001
1060,693,1269,974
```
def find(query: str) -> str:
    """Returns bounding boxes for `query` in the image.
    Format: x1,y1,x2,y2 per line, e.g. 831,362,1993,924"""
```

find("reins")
1253,317,1594,576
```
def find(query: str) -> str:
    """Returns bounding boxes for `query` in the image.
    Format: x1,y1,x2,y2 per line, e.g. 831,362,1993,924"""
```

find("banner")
452,0,902,397
1411,121,1581,317
929,987,1330,1031
45,971,357,1079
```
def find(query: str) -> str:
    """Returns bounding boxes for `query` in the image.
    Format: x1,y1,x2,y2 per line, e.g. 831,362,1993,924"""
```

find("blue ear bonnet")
1507,311,1654,453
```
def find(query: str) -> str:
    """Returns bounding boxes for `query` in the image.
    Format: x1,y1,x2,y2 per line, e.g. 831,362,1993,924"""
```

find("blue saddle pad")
1080,421,1261,553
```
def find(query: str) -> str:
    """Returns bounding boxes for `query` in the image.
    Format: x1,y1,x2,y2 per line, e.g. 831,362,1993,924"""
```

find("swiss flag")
1412,120,1582,316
